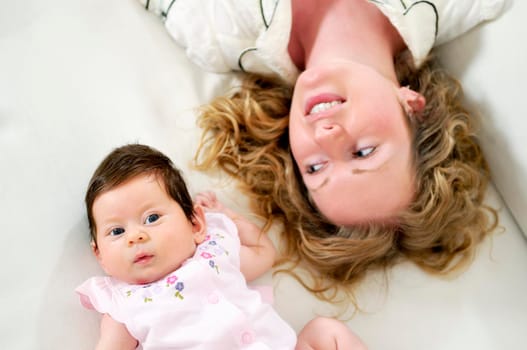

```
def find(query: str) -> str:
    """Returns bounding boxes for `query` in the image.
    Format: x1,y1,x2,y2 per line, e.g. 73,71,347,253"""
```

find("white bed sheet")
1,1,526,349
436,0,527,236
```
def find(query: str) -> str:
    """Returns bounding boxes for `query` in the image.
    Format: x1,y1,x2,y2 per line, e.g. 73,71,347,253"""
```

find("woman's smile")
305,93,345,116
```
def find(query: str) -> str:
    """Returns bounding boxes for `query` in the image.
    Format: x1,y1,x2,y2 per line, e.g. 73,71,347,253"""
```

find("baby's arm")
195,191,276,282
95,314,137,350
296,317,368,350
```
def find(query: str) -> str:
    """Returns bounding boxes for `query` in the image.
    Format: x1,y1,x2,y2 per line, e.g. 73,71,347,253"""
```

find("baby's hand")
195,191,225,212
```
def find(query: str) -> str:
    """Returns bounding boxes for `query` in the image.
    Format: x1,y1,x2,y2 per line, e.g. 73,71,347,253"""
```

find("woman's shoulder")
160,0,298,83
372,0,505,66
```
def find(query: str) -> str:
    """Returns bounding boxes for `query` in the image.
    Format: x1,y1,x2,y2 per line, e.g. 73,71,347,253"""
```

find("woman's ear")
191,204,207,244
397,86,426,120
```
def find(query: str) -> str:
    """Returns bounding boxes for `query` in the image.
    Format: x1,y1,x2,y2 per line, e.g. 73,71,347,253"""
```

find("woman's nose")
314,123,345,146
128,230,149,246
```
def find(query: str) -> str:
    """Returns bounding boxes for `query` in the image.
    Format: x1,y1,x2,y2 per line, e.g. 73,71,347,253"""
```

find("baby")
76,143,366,349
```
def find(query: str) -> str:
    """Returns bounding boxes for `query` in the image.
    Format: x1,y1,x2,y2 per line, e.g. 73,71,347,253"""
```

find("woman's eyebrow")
309,157,391,192
351,157,390,174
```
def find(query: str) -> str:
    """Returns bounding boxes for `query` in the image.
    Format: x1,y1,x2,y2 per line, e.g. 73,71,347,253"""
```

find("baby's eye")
145,214,160,224
353,146,376,158
110,227,125,236
306,163,325,174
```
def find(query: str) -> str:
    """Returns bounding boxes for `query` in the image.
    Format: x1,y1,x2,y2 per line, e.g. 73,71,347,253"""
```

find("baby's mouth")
133,253,154,264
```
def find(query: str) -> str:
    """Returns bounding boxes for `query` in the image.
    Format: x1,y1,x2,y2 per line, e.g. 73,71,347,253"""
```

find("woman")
141,0,503,297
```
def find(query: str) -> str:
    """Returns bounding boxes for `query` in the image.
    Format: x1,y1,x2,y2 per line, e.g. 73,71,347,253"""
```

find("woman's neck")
288,0,406,83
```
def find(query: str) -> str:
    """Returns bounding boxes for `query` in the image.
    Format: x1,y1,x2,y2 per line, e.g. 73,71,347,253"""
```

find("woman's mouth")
309,100,343,114
305,93,345,116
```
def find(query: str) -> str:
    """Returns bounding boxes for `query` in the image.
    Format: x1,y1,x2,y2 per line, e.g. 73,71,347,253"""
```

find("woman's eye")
145,214,160,224
110,227,125,236
353,146,376,158
306,163,324,174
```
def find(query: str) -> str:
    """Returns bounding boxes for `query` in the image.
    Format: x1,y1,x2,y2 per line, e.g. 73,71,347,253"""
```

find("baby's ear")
191,204,207,244
90,240,99,257
90,240,105,268
397,86,426,120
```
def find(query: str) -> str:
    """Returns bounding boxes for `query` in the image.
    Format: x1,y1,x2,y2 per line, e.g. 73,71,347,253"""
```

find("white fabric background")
0,1,525,349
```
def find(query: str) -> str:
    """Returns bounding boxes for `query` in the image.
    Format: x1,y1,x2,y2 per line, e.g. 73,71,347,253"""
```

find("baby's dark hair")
85,144,194,245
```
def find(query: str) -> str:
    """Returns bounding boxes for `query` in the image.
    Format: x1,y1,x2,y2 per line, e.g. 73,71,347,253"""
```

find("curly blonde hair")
194,52,498,299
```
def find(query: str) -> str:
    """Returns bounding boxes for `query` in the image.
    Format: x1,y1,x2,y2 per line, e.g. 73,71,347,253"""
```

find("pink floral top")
76,212,296,350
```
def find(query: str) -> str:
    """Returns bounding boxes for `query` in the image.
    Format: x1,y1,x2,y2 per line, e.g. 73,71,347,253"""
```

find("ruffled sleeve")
196,212,241,269
75,276,117,316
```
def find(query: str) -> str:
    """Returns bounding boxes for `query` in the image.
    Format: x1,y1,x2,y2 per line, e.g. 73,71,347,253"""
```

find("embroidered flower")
209,260,219,274
166,275,178,286
212,246,226,256
200,252,213,259
175,282,184,291
215,233,225,240
124,282,162,302
141,285,155,302
174,281,185,300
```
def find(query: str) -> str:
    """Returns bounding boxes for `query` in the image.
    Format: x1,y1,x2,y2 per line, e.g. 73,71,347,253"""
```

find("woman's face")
289,60,415,225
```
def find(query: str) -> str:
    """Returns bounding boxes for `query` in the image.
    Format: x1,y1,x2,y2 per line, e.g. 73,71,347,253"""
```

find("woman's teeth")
309,100,342,115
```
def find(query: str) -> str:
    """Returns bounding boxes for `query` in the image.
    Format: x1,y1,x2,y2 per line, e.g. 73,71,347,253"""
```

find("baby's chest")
115,264,256,345
118,260,247,318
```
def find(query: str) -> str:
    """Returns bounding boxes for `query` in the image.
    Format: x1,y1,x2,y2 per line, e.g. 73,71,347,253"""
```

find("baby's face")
91,174,205,284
